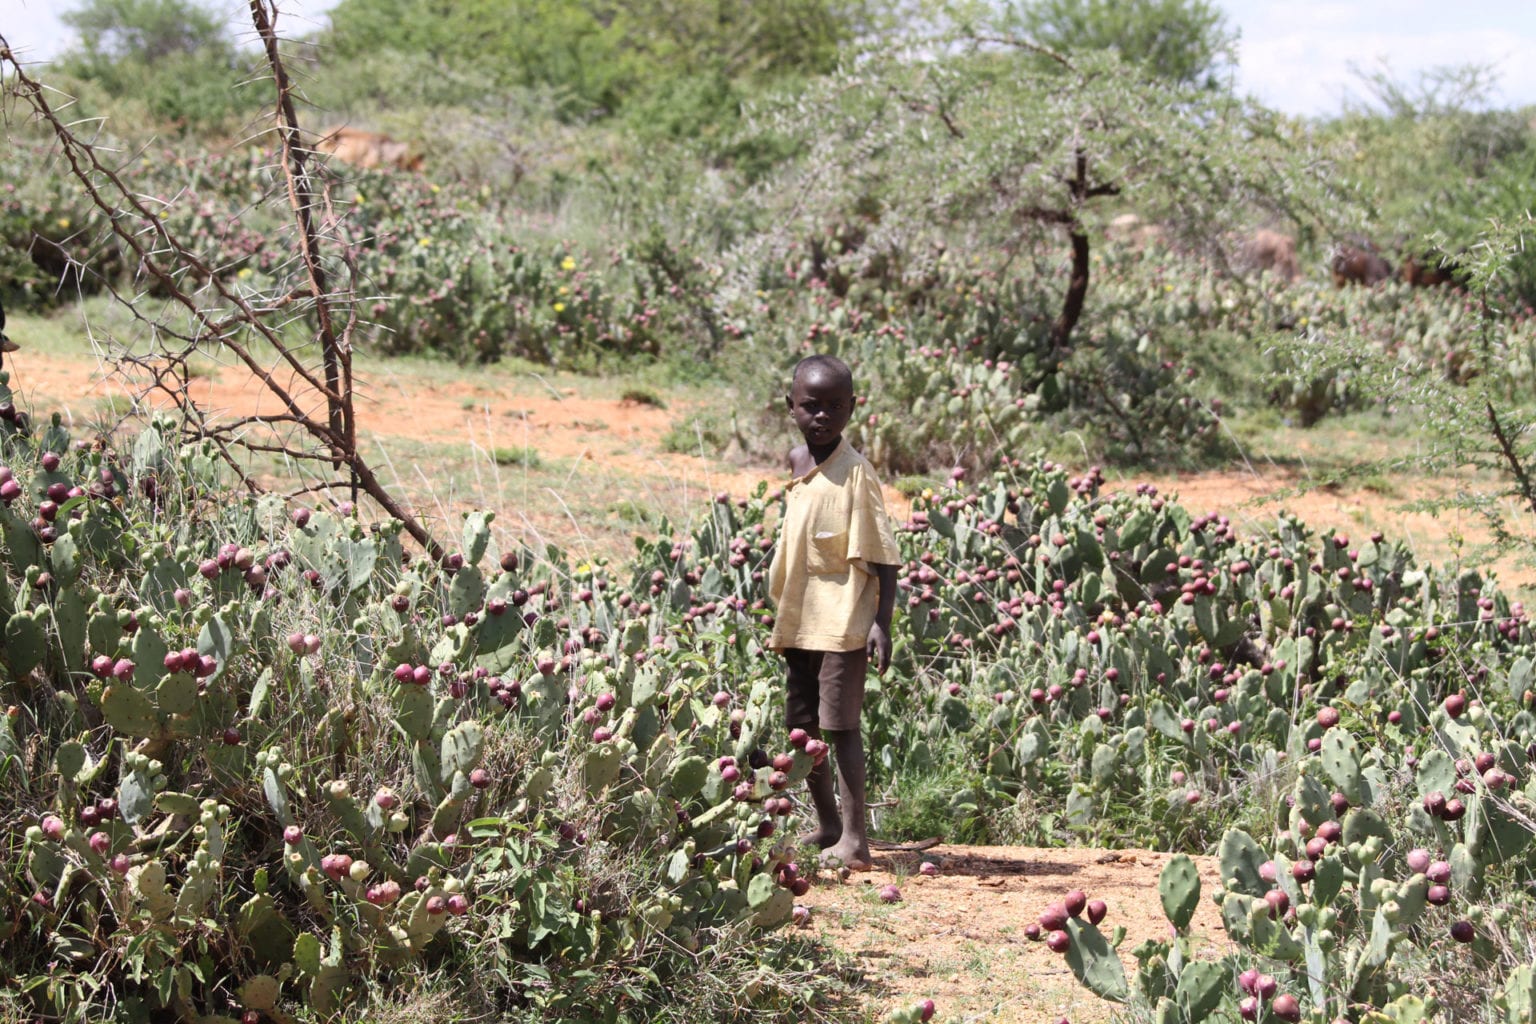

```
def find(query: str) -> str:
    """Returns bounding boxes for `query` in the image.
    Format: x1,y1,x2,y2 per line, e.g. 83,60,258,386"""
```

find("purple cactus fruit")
284,825,303,845
1038,903,1069,931
446,893,469,916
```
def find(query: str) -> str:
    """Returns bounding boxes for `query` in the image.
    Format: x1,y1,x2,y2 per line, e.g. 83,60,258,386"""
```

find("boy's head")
787,354,855,451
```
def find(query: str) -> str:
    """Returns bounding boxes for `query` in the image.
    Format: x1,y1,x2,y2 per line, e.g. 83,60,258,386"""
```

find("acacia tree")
751,18,1346,378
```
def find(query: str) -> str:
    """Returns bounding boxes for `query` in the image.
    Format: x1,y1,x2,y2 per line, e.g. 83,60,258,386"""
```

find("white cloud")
1228,0,1536,115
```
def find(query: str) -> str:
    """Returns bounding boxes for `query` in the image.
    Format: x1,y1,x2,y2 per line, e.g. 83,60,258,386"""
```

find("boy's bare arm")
867,563,898,674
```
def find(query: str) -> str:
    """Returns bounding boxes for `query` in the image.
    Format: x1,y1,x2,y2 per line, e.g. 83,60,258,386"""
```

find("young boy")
767,354,899,871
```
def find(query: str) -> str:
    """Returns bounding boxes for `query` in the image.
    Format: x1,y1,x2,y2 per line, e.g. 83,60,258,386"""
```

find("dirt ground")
4,348,1523,1021
802,845,1229,1024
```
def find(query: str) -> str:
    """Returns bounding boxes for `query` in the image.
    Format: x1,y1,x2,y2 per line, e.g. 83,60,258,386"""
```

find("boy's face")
787,369,854,450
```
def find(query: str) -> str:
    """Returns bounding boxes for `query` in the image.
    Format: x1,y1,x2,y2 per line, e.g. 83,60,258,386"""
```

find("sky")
2,0,1535,119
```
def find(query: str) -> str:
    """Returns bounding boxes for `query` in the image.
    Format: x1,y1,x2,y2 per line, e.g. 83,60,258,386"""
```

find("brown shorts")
783,647,868,732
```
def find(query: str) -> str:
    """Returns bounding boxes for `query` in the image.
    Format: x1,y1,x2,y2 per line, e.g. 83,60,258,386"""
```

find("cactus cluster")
8,379,1536,1022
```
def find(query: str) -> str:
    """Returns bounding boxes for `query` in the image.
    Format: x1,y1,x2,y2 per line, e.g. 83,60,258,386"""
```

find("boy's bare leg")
801,725,843,848
819,727,872,871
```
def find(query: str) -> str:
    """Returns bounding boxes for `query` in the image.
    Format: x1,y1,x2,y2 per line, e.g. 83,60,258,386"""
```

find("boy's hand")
867,622,892,674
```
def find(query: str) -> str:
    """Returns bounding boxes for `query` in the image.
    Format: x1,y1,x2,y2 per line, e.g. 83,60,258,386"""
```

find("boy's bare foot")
818,837,873,872
799,827,842,850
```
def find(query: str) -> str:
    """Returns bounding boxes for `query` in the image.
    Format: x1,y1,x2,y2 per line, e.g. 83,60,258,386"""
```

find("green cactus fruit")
2,610,47,676
1218,829,1269,898
521,766,554,803
1064,918,1129,1001
1174,959,1224,1022
1158,854,1201,931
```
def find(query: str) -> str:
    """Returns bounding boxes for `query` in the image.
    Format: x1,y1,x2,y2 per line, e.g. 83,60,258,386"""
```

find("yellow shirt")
768,440,901,652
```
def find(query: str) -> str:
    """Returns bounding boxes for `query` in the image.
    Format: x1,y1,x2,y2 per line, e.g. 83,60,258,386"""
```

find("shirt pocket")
806,529,849,574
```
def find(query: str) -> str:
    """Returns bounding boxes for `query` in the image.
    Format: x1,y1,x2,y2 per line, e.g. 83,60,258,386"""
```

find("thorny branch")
0,7,444,560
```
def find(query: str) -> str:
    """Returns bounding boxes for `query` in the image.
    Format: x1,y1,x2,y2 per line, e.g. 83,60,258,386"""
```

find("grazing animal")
1330,242,1392,287
313,127,423,172
0,297,16,370
1106,213,1166,249
1241,228,1299,283
1401,250,1462,288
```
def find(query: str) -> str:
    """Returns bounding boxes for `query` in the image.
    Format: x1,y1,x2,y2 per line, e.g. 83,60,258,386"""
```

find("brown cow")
314,126,423,172
1401,250,1462,288
1241,228,1299,283
1330,242,1392,287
